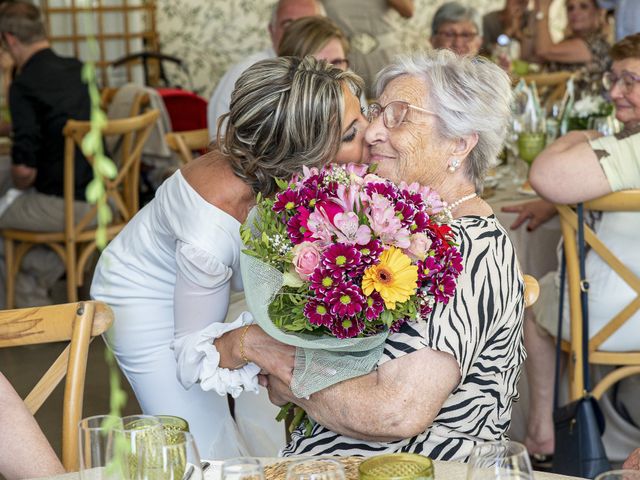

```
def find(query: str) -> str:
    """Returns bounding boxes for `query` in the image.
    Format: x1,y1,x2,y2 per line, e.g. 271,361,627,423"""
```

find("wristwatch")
535,10,545,21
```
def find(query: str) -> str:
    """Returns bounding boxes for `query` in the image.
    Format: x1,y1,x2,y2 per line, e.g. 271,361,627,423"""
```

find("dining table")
34,457,585,480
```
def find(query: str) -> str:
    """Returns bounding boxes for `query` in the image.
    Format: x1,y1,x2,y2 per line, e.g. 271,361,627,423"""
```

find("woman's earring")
448,159,459,173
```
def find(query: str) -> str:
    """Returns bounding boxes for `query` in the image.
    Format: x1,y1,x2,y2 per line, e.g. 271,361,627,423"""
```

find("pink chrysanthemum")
363,290,385,321
330,316,365,339
325,281,366,317
286,207,312,244
303,299,333,327
321,243,361,274
418,256,442,283
309,268,336,294
273,189,300,214
430,273,457,304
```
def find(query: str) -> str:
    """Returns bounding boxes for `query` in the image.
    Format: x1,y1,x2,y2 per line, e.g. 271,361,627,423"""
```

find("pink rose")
407,233,432,261
292,241,323,280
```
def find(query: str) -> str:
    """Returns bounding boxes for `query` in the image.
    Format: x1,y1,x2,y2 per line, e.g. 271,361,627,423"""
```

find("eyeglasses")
602,70,640,94
329,58,349,70
436,30,478,41
367,101,437,129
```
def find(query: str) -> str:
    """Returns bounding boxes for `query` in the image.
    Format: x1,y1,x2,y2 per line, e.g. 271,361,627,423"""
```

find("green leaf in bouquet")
261,231,270,245
275,177,290,190
283,270,304,288
380,310,394,328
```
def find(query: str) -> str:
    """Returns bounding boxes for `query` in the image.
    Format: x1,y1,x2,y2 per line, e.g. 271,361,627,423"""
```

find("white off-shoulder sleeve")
171,241,260,397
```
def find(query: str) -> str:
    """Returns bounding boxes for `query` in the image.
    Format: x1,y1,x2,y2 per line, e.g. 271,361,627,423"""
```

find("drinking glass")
78,415,124,480
596,471,640,480
155,415,190,445
286,458,346,480
517,132,546,166
108,415,164,480
588,115,620,136
467,441,534,480
222,458,265,480
137,431,203,480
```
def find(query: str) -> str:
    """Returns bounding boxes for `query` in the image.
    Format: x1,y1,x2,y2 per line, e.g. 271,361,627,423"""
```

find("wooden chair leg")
4,237,15,309
66,241,78,303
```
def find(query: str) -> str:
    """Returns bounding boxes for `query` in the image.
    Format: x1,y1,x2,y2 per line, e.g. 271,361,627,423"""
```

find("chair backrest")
523,274,539,308
165,128,210,164
0,301,114,471
100,87,150,117
63,109,160,236
514,71,573,110
556,190,640,401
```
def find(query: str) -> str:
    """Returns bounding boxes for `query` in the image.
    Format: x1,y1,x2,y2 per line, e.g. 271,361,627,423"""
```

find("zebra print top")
281,215,526,461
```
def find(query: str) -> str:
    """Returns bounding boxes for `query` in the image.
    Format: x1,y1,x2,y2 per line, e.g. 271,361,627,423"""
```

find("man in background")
207,0,323,140
0,0,92,306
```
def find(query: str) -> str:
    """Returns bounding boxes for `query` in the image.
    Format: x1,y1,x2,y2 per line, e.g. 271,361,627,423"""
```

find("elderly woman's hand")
501,200,557,231
263,373,296,407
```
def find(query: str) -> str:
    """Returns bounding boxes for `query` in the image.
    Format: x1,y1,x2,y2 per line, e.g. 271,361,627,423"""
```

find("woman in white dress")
90,56,369,459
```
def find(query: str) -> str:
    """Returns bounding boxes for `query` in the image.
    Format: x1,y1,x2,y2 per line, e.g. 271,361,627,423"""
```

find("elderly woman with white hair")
430,1,483,56
262,50,525,460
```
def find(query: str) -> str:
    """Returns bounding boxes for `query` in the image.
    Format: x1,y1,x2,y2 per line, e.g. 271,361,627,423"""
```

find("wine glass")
467,441,534,480
286,458,346,480
588,115,620,136
595,471,640,480
78,415,124,480
108,415,164,480
222,457,265,480
137,431,203,480
517,131,546,166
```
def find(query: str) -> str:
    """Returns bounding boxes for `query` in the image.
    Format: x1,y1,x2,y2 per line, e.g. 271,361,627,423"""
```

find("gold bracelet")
239,324,251,365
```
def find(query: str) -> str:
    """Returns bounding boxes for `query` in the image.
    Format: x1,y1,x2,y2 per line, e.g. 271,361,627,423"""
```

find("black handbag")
551,203,611,478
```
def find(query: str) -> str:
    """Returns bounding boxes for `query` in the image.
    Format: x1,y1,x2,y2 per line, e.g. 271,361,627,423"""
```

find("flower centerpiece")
567,94,614,131
239,163,464,431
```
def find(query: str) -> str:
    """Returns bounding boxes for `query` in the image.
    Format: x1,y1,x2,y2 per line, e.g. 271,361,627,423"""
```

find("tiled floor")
1,324,141,458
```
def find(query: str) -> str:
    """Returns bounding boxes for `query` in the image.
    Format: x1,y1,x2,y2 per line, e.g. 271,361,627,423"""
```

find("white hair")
375,50,512,191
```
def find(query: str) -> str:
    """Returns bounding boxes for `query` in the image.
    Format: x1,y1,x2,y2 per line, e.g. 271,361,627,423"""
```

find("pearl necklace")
439,192,478,223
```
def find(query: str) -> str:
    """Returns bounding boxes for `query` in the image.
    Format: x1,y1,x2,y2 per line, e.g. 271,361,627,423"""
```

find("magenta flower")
364,291,385,321
418,255,442,283
394,200,416,227
430,273,457,304
303,299,333,327
411,211,429,233
309,268,337,294
364,181,398,200
321,243,361,274
286,206,312,244
356,239,384,266
326,281,366,317
273,189,300,214
389,318,407,333
330,316,365,339
316,199,343,225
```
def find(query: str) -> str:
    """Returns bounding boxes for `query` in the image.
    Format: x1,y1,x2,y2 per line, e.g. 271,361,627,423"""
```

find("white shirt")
207,47,275,140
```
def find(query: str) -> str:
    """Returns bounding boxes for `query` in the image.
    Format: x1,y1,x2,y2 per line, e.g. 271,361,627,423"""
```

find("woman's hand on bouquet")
244,326,295,385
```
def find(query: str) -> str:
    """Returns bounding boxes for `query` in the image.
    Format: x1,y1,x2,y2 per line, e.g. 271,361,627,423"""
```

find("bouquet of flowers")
568,94,614,131
240,163,463,401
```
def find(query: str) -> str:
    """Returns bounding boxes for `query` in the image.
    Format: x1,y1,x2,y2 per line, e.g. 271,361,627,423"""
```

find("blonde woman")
91,56,369,459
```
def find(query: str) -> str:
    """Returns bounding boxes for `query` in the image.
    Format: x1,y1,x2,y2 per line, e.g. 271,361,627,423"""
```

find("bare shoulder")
181,150,254,223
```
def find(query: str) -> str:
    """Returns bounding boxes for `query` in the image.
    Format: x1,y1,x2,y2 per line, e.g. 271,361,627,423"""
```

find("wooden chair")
0,301,114,471
556,191,640,401
2,109,160,308
524,274,540,308
100,87,150,116
513,71,574,111
164,128,210,164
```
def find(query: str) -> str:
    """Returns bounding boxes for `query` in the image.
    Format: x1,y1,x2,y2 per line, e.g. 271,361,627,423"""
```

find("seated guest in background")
322,0,414,98
91,57,369,459
277,16,350,72
255,50,525,461
0,372,65,479
482,0,535,60
522,33,640,461
207,0,323,139
528,0,610,96
430,2,483,57
597,0,640,42
0,0,92,307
